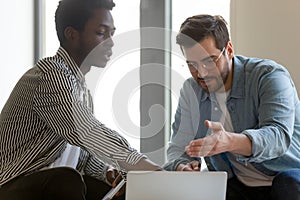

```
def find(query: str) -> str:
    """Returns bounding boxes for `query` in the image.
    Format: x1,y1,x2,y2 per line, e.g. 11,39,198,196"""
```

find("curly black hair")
55,0,115,45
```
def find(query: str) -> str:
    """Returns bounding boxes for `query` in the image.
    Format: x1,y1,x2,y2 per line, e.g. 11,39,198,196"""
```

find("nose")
197,65,208,77
105,36,114,48
109,36,114,47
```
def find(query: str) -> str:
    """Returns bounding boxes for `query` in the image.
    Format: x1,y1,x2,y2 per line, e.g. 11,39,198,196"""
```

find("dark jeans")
0,167,125,200
226,169,300,200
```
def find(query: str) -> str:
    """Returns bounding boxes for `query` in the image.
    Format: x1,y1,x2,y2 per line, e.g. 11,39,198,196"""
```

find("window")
171,0,231,126
44,0,60,56
91,0,141,150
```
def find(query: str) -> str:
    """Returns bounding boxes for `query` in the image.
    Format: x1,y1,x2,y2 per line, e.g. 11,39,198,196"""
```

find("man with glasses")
164,14,300,200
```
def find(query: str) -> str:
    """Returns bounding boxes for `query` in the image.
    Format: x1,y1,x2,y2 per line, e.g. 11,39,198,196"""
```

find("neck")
63,46,92,75
79,65,92,75
224,59,234,92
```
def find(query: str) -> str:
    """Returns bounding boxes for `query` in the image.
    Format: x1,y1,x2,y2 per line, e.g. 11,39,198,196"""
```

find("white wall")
2,1,300,109
230,0,300,92
0,0,34,110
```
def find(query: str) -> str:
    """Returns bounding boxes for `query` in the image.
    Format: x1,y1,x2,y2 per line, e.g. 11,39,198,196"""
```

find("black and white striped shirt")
0,47,144,186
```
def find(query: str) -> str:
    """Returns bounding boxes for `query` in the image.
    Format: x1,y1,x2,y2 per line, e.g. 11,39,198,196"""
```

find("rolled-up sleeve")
240,65,295,163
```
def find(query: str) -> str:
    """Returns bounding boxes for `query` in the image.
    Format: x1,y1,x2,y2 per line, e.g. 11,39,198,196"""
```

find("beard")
197,59,230,93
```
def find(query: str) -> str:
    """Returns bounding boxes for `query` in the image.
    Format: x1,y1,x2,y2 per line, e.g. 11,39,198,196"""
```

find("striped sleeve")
76,149,108,181
33,59,145,170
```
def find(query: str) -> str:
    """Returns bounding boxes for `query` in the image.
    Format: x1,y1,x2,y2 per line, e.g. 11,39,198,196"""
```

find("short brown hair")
176,14,230,50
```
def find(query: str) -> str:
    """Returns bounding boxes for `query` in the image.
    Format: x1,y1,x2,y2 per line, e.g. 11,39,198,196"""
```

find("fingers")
183,161,200,171
205,120,224,131
185,120,224,157
106,167,116,185
177,161,201,171
177,163,194,171
112,174,126,197
186,144,215,157
189,160,200,171
106,167,126,198
106,165,121,187
186,137,214,149
176,163,192,171
111,173,122,188
185,135,219,157
182,165,193,171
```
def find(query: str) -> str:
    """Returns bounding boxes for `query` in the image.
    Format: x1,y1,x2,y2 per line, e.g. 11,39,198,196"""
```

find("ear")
64,26,79,43
226,41,234,59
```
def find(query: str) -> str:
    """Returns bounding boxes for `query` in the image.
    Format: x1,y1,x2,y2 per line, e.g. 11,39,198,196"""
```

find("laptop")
125,171,227,200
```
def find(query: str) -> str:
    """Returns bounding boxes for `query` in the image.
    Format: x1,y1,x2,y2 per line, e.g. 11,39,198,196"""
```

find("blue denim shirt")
164,55,300,178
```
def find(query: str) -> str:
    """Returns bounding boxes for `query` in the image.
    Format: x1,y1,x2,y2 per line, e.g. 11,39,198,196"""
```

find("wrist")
176,163,187,171
230,133,252,156
173,159,189,171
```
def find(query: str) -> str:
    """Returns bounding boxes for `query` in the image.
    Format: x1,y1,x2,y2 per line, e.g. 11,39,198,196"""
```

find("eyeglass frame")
186,47,225,73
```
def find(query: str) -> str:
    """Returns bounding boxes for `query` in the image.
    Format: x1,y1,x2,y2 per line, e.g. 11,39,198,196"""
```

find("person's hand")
106,165,119,185
185,120,230,157
106,166,126,198
176,160,201,171
185,120,252,157
111,174,126,199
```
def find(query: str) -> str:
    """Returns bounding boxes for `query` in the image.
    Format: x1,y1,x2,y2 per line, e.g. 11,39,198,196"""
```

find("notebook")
125,171,227,200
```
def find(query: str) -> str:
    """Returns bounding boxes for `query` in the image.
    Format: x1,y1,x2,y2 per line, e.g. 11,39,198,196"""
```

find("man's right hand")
176,160,201,171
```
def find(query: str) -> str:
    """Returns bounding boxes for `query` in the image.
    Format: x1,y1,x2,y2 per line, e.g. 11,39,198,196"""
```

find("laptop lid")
125,171,227,200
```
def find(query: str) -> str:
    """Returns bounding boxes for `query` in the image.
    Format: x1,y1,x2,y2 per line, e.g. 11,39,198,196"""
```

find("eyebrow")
186,60,197,66
201,54,218,62
98,24,116,31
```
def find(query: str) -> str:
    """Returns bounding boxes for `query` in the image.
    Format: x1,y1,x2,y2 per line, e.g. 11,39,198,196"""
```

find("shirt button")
214,107,218,111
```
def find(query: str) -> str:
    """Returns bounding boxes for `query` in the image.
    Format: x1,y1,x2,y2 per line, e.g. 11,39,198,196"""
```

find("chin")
92,61,109,68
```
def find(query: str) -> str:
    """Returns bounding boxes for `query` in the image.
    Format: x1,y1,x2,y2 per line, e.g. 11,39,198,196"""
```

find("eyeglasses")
186,47,225,73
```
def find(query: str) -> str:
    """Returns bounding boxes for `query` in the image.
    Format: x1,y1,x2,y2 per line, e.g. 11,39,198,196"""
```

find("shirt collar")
56,46,85,83
229,56,245,99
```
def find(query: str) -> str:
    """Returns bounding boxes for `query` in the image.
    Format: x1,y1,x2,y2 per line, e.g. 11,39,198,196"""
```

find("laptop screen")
125,171,227,200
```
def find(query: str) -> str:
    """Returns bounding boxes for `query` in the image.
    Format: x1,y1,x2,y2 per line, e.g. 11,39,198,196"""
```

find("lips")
104,54,111,61
199,80,207,88
198,77,213,88
103,50,112,61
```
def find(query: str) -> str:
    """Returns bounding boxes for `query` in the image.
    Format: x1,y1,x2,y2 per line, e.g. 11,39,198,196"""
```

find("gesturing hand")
185,120,231,157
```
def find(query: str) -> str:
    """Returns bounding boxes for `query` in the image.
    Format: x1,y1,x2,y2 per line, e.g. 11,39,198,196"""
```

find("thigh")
83,175,125,200
0,167,86,200
226,176,271,200
272,169,300,200
226,177,248,200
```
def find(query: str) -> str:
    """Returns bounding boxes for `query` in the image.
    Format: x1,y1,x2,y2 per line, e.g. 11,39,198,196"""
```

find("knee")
273,169,300,186
43,167,86,199
50,167,81,177
48,167,84,185
44,167,85,192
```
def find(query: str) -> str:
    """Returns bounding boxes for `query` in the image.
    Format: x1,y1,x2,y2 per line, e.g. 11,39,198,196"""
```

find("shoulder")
234,55,289,80
35,56,79,90
181,78,201,96
180,77,208,102
37,56,73,76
